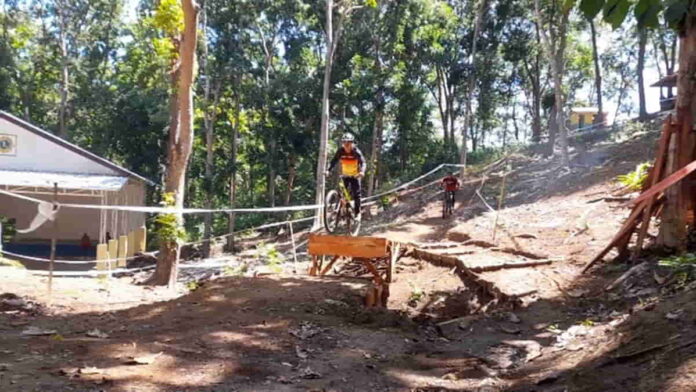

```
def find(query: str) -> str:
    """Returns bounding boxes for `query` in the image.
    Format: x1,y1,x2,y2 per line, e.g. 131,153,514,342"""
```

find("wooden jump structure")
307,234,400,308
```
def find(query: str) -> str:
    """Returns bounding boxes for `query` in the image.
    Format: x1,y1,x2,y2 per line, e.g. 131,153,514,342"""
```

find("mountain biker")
441,172,461,209
325,133,366,220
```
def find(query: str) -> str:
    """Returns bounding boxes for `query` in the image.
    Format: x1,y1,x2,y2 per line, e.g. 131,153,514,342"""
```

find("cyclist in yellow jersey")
325,133,366,219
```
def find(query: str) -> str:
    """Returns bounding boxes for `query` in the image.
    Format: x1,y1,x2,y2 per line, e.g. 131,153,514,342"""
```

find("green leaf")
664,0,689,28
580,0,605,19
563,0,578,13
635,0,662,28
602,0,632,28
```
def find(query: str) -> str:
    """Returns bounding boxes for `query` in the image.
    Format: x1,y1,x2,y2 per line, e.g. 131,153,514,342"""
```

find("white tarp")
0,170,127,191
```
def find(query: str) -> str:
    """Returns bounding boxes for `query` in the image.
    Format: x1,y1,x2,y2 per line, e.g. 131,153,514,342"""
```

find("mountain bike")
442,190,455,219
324,176,361,236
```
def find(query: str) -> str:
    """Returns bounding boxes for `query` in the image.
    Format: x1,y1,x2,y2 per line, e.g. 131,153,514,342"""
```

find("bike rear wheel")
323,190,341,233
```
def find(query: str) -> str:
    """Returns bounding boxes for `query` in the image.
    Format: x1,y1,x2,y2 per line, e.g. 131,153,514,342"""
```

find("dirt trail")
2,128,696,392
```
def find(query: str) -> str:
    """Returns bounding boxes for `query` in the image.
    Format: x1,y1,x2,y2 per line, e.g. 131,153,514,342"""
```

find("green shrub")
616,162,651,191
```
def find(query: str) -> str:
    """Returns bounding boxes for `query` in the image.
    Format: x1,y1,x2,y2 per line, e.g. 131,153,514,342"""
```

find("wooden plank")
583,199,648,273
631,159,696,206
308,234,388,258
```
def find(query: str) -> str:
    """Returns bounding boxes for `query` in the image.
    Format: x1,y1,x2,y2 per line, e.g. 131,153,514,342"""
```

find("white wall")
0,180,147,242
0,193,102,242
0,117,118,175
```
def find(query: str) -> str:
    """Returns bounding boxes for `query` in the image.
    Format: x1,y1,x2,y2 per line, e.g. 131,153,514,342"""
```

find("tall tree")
589,18,604,124
459,0,489,174
637,26,648,120
150,0,199,287
314,0,364,228
534,0,571,164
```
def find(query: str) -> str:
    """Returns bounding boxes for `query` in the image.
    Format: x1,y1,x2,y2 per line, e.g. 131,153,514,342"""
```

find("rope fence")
1,162,465,276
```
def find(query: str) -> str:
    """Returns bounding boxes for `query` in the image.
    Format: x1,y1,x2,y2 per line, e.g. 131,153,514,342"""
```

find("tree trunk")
534,0,569,165
284,153,297,206
57,5,69,139
638,27,648,120
553,52,569,166
590,19,604,125
201,4,215,259
226,88,240,253
512,99,520,141
459,0,488,176
151,0,199,287
531,77,542,142
658,14,696,250
531,24,542,143
367,88,384,197
547,104,557,156
268,137,276,207
314,0,335,229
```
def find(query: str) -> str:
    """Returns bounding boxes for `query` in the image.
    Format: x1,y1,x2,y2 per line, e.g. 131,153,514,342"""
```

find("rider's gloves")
324,170,330,177
357,172,364,179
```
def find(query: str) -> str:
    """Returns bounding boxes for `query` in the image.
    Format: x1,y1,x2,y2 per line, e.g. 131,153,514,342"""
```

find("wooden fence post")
135,226,147,253
108,239,118,271
118,236,128,268
96,244,109,272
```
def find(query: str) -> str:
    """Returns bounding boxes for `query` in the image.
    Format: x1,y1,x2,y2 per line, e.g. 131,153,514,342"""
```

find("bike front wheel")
347,209,361,236
323,190,341,233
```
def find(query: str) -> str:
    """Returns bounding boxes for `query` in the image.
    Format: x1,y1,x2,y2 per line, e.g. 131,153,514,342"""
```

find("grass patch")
0,257,25,269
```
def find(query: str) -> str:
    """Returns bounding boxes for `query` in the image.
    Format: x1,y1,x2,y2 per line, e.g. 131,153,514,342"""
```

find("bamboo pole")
48,183,58,300
492,165,510,241
288,221,298,273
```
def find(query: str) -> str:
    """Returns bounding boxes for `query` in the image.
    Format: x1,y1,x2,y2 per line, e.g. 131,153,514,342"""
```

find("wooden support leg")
309,255,318,276
380,283,390,307
320,255,341,276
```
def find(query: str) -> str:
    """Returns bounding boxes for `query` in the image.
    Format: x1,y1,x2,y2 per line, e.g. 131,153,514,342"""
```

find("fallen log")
586,196,633,204
468,259,554,273
605,262,650,291
463,239,497,248
408,242,461,249
491,247,548,260
409,247,521,311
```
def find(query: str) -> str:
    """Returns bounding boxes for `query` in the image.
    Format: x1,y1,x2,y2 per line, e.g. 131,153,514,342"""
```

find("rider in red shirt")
441,172,461,207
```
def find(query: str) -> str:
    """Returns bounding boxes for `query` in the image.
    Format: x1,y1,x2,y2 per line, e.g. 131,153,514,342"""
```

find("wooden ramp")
308,234,400,308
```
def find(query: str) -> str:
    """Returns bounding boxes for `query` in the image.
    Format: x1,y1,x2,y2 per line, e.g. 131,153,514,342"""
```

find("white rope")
2,161,465,270
0,163,465,214
0,248,157,265
363,163,465,202
25,258,237,277
0,188,321,214
1,215,314,265
27,265,156,277
185,216,314,247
